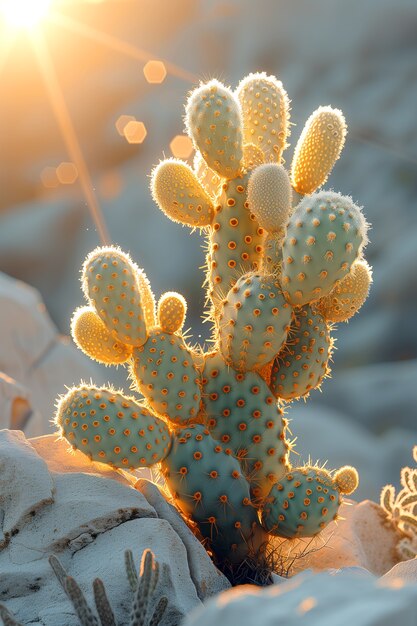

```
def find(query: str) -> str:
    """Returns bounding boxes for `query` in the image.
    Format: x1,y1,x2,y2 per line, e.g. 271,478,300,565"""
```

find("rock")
0,430,53,548
0,429,230,624
183,568,417,626
278,500,402,577
382,558,417,585
0,272,105,436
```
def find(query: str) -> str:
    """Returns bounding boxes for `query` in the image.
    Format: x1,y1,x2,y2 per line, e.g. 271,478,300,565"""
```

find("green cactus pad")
206,173,265,312
162,425,266,563
218,272,293,372
270,305,332,400
131,328,201,426
55,384,172,469
82,246,148,347
202,353,290,500
281,191,369,306
261,467,341,538
186,79,243,179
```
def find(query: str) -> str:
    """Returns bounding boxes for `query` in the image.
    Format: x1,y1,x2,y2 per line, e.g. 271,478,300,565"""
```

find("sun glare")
0,0,51,29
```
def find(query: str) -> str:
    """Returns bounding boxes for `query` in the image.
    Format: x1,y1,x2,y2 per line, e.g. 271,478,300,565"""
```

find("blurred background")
0,0,416,500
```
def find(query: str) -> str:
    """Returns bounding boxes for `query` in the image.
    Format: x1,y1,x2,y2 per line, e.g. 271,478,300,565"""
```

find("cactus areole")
55,72,371,582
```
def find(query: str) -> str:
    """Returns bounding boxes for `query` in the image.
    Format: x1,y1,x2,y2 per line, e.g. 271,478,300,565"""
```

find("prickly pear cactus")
55,72,372,583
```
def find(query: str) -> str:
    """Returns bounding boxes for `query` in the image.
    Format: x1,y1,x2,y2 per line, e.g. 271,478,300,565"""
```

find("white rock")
382,558,417,585
183,568,417,626
275,500,402,577
0,430,53,547
0,429,229,624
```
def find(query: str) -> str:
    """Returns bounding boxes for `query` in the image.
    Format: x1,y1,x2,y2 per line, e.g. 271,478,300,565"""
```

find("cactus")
55,71,372,581
48,550,168,626
380,446,417,561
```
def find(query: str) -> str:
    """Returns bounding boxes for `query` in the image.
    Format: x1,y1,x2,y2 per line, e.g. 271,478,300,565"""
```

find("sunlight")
0,0,52,29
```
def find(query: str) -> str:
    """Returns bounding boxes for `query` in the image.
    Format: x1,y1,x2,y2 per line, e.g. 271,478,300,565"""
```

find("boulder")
0,430,229,625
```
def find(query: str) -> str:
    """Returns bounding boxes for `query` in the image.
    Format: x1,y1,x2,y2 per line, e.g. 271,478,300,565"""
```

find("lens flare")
0,0,51,29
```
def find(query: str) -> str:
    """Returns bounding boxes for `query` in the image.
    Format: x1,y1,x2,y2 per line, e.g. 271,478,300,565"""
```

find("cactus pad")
281,191,369,306
269,305,332,400
55,384,172,469
185,79,243,179
71,306,132,365
261,467,343,538
218,272,293,372
131,329,201,425
82,246,148,347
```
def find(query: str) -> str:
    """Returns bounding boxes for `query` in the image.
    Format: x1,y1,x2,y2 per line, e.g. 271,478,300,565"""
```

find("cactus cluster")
55,72,372,580
380,446,417,561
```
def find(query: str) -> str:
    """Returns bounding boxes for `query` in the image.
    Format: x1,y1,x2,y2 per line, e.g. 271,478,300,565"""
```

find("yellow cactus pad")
315,259,372,322
71,306,132,365
82,246,148,347
236,72,290,164
291,106,347,195
247,163,292,233
333,466,359,495
157,291,187,333
151,159,214,227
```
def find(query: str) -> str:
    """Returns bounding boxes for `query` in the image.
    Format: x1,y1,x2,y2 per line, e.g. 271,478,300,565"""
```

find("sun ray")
48,10,198,84
30,29,111,246
0,29,16,77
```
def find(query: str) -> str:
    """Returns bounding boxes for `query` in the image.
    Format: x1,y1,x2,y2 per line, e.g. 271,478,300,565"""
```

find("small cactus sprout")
269,305,332,400
247,164,292,234
291,106,347,195
82,246,149,347
281,191,369,306
157,292,187,333
56,71,372,579
380,446,417,561
236,72,290,164
48,550,168,626
315,258,373,323
218,272,293,372
151,159,215,227
333,466,359,495
261,465,356,538
185,79,243,179
71,306,132,365
55,384,172,469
